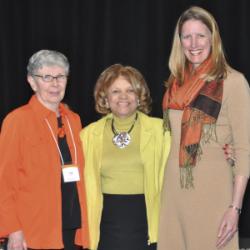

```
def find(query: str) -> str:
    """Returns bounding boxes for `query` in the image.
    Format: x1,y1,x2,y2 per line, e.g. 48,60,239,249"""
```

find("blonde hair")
167,6,229,86
94,64,152,115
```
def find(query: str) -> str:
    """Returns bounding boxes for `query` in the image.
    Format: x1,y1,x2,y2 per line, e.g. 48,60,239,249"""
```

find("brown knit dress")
158,69,250,250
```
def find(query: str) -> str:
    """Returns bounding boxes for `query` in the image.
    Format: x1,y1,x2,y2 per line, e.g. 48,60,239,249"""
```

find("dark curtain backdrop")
0,0,249,125
1,0,250,238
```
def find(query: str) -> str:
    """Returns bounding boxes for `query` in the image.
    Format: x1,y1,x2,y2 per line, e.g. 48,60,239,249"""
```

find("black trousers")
5,230,82,250
0,238,7,250
97,194,157,250
62,229,78,250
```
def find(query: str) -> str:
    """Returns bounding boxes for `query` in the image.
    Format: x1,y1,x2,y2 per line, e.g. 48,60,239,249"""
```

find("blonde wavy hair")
94,64,152,115
167,6,229,86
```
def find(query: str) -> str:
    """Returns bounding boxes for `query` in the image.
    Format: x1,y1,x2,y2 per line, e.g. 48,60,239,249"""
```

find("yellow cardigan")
80,112,170,250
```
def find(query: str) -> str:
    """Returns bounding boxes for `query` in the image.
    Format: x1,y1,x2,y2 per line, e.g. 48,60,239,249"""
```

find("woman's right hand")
8,231,27,250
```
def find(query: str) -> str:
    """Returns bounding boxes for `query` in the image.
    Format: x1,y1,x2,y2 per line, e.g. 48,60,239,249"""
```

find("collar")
28,95,70,120
92,111,153,136
112,112,138,130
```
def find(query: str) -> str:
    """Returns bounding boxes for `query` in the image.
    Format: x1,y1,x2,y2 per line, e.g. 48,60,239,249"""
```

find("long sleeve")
226,70,250,177
0,113,22,235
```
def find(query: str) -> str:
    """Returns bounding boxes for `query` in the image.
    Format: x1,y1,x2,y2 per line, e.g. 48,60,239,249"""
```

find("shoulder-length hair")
94,64,152,115
167,6,229,86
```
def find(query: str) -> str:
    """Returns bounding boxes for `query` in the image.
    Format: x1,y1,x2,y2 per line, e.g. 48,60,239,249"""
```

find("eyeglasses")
33,74,68,83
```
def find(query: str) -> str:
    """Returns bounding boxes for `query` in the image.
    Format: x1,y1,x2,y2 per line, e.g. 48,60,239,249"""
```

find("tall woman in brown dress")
158,6,250,250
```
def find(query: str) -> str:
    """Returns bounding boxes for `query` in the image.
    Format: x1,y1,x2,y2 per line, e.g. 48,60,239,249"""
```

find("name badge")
62,165,80,183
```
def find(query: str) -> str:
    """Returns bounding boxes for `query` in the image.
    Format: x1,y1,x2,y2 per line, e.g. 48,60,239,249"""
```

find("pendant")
112,132,131,149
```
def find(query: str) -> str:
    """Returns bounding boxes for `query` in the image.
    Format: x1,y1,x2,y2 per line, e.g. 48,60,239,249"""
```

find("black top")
239,180,250,237
57,117,81,230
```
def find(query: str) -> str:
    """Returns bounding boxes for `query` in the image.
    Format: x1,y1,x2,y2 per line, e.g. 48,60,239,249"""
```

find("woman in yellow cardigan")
80,64,170,250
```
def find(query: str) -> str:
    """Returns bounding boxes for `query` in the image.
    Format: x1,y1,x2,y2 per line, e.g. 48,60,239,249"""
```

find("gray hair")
27,49,70,76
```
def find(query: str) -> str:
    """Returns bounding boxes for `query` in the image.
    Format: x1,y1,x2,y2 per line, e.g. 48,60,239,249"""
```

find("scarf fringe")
180,125,217,189
163,109,171,132
180,166,194,189
200,123,217,145
181,145,203,189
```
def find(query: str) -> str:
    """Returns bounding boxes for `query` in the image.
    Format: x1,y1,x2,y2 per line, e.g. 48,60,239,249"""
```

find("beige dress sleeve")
224,69,250,177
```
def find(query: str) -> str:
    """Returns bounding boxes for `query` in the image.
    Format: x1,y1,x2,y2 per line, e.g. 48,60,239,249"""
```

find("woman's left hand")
222,144,235,166
216,207,239,249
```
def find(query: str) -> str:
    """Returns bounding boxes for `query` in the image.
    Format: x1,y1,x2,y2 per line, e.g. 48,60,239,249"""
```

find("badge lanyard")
45,116,77,165
45,116,80,182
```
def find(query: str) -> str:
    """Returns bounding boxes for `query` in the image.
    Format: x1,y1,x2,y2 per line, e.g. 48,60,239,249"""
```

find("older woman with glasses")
0,50,89,250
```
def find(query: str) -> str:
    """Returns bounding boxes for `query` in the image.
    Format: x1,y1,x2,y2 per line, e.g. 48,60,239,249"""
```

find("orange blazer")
0,95,89,249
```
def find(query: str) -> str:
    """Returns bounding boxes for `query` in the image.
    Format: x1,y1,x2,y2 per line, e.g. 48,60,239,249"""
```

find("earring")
137,99,140,106
105,98,109,108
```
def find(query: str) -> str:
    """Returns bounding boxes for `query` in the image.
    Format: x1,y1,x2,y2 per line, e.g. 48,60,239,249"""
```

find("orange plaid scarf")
163,59,223,188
